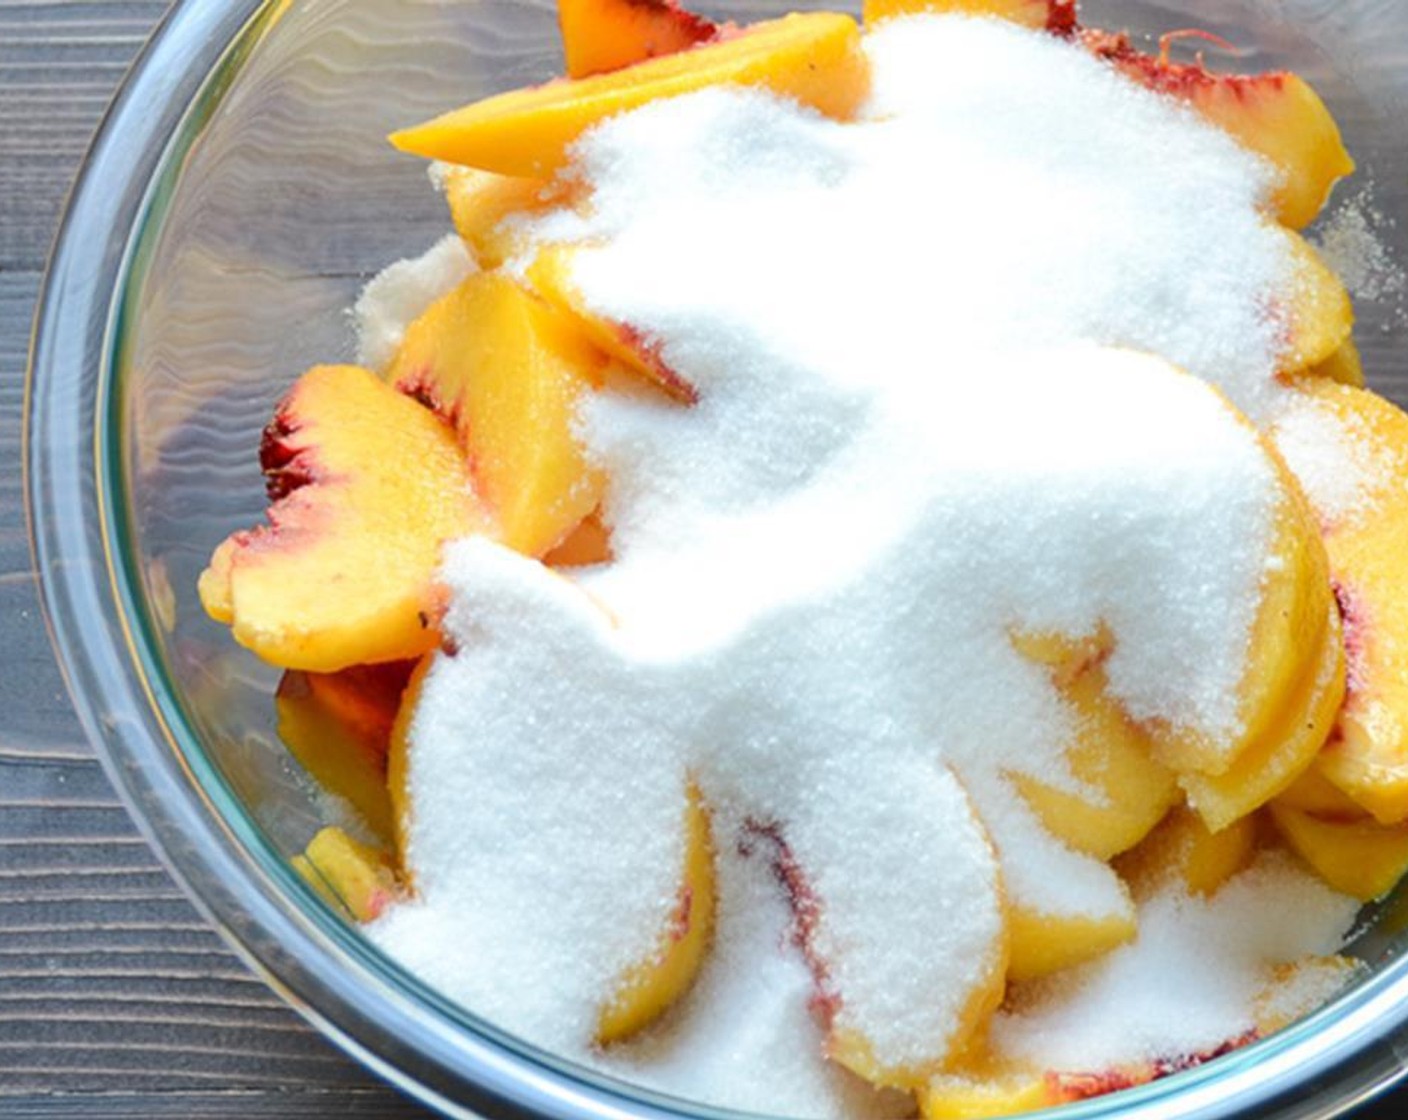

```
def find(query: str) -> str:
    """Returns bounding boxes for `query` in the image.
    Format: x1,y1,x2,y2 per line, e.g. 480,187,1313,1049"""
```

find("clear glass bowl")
24,1,1408,1117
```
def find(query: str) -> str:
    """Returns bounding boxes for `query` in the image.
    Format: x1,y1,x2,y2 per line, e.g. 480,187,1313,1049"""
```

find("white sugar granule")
367,13,1361,1116
1314,194,1406,307
352,233,474,371
1272,391,1394,530
992,853,1360,1071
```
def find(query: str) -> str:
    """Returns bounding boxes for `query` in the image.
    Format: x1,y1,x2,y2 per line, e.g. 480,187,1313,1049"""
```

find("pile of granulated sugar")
366,13,1365,1117
991,853,1360,1072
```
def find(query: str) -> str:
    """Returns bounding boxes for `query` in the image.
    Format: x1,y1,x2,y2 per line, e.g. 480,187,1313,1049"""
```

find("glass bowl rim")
23,1,1408,1117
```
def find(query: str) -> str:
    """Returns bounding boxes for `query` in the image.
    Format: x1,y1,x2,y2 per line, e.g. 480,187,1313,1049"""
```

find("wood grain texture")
1,2,429,1115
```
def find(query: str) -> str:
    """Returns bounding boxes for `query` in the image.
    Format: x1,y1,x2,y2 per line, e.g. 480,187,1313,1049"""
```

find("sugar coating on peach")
598,783,717,1044
198,365,486,671
1141,426,1342,823
987,854,1358,1079
439,167,576,270
1082,29,1354,229
526,242,696,402
1009,633,1179,861
1271,382,1408,824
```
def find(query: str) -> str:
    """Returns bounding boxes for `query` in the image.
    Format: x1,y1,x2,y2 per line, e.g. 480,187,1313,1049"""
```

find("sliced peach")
745,808,1006,1090
1306,339,1365,389
386,273,606,557
598,782,716,1043
526,241,696,402
922,1058,1173,1120
1271,383,1408,824
291,853,341,912
1274,766,1366,819
1278,228,1354,376
390,12,870,177
295,826,401,922
1010,636,1179,860
1084,31,1354,229
1007,900,1136,982
921,1062,1054,1120
198,365,485,671
387,653,434,866
559,0,717,80
1113,805,1258,899
1179,609,1343,833
921,1035,1260,1120
1148,443,1343,830
275,661,414,845
441,167,574,269
1270,802,1408,901
862,0,1075,35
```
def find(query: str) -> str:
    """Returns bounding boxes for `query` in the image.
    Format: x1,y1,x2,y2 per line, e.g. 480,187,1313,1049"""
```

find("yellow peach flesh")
598,783,717,1043
297,826,401,922
197,365,484,672
386,273,606,558
558,0,717,79
1113,805,1258,899
1273,382,1408,825
1270,803,1408,902
1011,638,1179,861
390,13,870,178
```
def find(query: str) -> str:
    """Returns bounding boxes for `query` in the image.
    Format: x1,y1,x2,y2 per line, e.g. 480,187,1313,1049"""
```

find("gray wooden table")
5,3,1408,1119
0,2,429,1115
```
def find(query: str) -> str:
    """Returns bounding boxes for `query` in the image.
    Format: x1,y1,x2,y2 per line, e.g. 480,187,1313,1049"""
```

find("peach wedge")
559,0,717,80
390,12,870,177
1279,228,1353,376
1145,442,1343,832
1272,381,1408,825
1269,803,1408,902
1007,900,1136,982
1011,633,1179,861
275,661,414,846
1084,31,1353,229
598,783,717,1043
294,826,402,923
526,242,696,402
386,272,606,558
1113,805,1258,900
199,365,484,672
387,654,434,866
441,167,573,270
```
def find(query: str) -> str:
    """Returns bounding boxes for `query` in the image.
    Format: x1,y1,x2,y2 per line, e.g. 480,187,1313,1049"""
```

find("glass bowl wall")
26,0,1408,1117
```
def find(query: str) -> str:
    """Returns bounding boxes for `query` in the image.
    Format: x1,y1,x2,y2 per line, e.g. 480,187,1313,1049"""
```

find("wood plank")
0,2,432,1113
